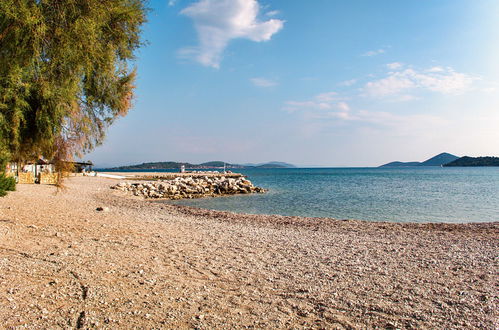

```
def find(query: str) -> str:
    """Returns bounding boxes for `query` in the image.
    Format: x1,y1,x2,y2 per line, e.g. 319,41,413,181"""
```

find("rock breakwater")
111,175,266,199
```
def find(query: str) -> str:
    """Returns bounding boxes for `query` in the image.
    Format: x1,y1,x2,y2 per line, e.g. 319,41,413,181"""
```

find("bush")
0,173,16,197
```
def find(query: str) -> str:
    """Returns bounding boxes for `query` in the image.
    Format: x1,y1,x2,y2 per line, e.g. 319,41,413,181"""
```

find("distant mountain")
199,161,225,167
109,161,243,170
443,156,499,167
380,152,459,167
255,161,296,168
199,161,244,168
106,160,295,170
380,161,422,167
111,162,191,170
420,152,459,166
241,162,296,168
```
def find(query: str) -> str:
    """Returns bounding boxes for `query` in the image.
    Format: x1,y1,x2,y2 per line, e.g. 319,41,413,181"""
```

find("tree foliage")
0,0,147,195
0,173,15,197
443,156,499,167
0,0,147,165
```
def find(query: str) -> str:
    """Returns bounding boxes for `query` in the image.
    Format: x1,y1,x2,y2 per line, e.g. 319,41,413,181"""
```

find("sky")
86,0,499,167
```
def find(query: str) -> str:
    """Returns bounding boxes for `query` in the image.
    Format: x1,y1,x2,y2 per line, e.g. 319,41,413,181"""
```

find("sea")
107,167,499,223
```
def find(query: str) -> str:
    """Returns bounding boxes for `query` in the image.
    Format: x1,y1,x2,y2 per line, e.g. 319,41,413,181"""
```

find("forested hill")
380,152,459,167
420,152,459,166
443,156,499,167
109,161,243,170
106,161,295,170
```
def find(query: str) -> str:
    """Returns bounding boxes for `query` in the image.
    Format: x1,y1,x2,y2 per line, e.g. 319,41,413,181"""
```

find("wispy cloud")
286,100,334,111
364,66,477,99
283,61,495,147
283,87,447,133
338,79,357,87
250,77,277,87
315,91,338,102
285,92,351,119
352,110,444,128
266,10,280,17
386,62,403,70
180,0,284,68
285,92,445,137
361,49,385,57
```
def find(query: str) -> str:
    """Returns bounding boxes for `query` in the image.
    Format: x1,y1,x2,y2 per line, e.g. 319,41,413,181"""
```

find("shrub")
0,173,16,197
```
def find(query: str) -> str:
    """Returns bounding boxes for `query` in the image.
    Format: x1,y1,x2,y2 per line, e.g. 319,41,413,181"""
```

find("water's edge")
107,167,499,223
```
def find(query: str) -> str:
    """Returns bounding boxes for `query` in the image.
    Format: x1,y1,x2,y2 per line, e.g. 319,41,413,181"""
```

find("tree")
0,0,147,194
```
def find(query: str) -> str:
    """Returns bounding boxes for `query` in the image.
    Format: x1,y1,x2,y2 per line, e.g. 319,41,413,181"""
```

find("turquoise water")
167,167,499,223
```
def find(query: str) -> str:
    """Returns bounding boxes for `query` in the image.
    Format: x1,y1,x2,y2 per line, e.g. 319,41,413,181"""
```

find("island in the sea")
381,152,499,167
380,152,459,167
443,156,499,167
105,161,296,170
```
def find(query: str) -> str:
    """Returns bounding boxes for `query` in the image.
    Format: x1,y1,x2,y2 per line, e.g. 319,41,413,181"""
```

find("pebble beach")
0,176,497,328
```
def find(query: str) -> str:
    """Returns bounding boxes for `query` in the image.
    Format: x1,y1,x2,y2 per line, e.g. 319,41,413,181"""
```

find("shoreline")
165,197,498,226
1,176,497,328
102,171,498,227
102,168,499,224
169,201,499,228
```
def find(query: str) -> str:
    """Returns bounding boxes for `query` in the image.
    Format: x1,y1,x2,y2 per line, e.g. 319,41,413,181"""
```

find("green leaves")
0,173,15,196
0,0,147,164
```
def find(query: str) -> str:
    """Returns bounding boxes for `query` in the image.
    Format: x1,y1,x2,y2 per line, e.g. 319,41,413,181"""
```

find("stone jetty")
111,175,265,199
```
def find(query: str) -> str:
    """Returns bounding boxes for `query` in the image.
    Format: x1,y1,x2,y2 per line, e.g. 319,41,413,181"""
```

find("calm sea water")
166,167,499,223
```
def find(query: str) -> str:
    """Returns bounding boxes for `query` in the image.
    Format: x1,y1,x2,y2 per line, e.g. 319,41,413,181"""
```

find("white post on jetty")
180,165,185,173
223,162,226,173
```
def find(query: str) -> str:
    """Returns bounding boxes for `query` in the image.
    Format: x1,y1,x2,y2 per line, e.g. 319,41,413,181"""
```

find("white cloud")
386,62,403,70
337,101,350,112
285,92,348,114
284,89,446,133
315,92,338,102
362,49,385,57
266,10,280,17
365,66,477,99
180,0,284,68
365,71,416,97
288,99,445,135
250,77,277,87
482,87,498,93
427,66,445,73
286,100,334,111
352,110,444,128
338,79,357,87
168,0,178,6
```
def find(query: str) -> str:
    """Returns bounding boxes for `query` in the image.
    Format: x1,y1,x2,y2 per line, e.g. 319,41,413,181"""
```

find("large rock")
111,175,266,200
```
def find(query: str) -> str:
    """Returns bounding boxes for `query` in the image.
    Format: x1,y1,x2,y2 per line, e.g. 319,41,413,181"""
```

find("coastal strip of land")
0,176,497,328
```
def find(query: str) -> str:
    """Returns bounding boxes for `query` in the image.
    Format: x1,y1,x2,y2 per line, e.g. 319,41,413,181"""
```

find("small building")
72,161,93,173
6,159,93,184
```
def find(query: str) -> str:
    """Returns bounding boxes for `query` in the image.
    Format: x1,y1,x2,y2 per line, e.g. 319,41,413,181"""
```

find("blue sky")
87,0,499,167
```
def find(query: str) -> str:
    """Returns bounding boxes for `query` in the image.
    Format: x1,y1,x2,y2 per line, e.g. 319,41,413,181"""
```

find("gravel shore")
0,177,497,328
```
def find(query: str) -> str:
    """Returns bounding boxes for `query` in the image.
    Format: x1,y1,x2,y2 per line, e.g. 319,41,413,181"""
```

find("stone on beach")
110,175,266,200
